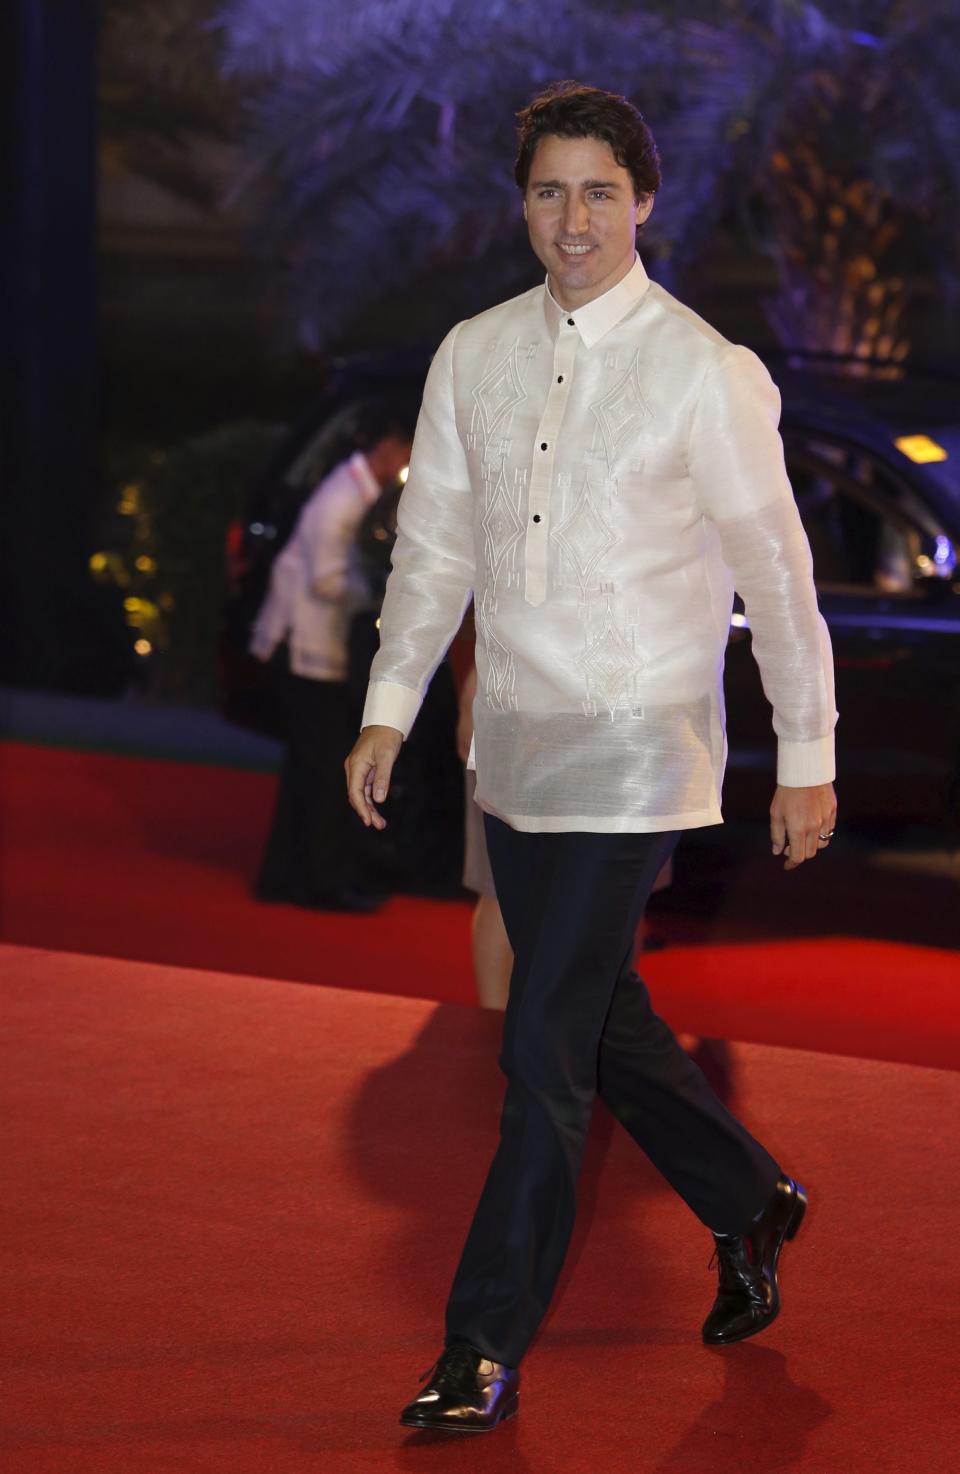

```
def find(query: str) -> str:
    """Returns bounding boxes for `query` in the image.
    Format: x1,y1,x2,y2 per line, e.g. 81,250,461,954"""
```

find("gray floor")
0,685,283,769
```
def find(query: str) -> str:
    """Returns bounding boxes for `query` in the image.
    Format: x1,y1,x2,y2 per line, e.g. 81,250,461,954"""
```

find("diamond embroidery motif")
552,479,618,590
472,341,527,441
485,630,516,708
481,467,524,584
476,592,517,710
579,607,643,717
591,351,651,466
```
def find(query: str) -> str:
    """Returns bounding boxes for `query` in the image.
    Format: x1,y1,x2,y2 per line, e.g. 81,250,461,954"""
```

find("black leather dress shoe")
399,1342,519,1433
702,1175,807,1346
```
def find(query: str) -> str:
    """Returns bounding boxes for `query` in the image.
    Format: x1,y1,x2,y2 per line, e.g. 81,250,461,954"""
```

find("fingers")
772,783,838,872
344,726,403,831
783,824,818,870
345,755,380,829
816,801,839,852
345,748,395,831
784,816,838,870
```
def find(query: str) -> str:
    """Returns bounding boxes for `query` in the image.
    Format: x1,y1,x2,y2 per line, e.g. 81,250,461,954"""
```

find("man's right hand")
344,724,403,830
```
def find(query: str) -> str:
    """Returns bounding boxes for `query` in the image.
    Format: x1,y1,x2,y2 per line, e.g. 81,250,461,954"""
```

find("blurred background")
2,0,959,978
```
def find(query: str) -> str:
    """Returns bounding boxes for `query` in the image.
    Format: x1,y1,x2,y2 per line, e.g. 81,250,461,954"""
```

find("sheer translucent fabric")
362,257,836,832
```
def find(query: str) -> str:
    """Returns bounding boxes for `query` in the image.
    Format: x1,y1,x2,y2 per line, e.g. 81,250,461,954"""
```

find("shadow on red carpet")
2,945,956,1473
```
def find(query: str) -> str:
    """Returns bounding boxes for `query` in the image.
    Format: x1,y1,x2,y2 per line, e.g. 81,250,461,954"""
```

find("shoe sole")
703,1181,808,1347
400,1395,520,1433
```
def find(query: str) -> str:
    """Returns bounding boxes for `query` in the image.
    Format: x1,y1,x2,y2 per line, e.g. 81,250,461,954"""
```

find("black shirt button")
540,442,548,451
532,514,542,523
567,317,575,326
557,375,564,383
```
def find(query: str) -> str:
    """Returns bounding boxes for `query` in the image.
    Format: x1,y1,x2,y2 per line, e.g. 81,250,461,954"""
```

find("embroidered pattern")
471,340,528,445
590,349,652,468
578,601,645,718
480,464,524,586
552,478,619,592
476,589,518,711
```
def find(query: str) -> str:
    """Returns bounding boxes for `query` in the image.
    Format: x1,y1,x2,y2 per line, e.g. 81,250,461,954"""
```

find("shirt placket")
524,317,579,606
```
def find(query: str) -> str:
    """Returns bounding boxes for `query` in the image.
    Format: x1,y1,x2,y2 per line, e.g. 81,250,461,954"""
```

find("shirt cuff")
248,629,277,662
776,735,836,787
361,680,423,739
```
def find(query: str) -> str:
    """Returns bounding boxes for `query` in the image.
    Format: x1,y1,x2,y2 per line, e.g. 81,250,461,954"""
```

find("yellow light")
123,597,142,612
134,639,152,656
398,465,410,484
894,434,948,464
135,555,156,573
118,482,142,515
89,552,108,573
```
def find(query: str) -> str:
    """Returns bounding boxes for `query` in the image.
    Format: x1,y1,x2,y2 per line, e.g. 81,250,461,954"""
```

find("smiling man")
345,82,837,1433
524,130,655,303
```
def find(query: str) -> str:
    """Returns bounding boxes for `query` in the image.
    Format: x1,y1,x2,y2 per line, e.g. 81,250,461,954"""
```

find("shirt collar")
543,253,650,349
348,450,381,505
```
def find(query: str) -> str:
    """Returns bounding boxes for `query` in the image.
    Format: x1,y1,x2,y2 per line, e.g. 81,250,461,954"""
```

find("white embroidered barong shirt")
362,257,837,833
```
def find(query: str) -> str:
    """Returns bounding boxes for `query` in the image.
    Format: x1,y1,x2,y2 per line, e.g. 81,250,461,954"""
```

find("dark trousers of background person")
444,815,782,1367
256,669,362,903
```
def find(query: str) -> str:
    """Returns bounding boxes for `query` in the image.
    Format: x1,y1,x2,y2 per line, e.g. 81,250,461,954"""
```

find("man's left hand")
769,783,837,871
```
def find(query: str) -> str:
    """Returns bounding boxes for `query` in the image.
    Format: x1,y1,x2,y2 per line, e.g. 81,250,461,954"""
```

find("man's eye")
538,190,557,200
589,191,610,200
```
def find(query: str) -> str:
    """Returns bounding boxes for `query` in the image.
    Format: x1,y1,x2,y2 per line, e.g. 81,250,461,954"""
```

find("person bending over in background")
251,417,412,911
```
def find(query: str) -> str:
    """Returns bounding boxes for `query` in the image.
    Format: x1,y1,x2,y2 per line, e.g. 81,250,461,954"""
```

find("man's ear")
635,193,654,227
522,200,528,221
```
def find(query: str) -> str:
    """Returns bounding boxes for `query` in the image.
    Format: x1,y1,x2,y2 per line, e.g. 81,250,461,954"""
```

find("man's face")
523,133,653,310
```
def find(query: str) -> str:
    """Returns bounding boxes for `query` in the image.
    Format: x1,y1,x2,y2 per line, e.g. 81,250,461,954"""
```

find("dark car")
224,350,960,824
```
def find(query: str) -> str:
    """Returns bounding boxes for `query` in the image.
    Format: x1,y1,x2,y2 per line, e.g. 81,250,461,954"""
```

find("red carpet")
2,740,958,1069
2,943,957,1473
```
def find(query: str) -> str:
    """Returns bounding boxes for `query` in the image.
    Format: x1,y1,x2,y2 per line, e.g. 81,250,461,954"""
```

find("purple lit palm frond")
212,0,960,349
213,0,690,346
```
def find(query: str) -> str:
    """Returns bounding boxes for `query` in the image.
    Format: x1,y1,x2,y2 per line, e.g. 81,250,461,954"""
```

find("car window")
786,437,921,596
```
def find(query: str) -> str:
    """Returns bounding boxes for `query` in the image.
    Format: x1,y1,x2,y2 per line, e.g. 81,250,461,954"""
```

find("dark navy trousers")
443,815,781,1367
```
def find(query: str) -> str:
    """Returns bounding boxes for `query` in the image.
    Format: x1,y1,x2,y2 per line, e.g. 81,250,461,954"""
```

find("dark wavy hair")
514,81,661,201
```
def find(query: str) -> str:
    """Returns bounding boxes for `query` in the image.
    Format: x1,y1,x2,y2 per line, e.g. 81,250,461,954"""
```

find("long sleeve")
248,544,297,660
361,323,476,736
689,345,837,786
307,480,371,610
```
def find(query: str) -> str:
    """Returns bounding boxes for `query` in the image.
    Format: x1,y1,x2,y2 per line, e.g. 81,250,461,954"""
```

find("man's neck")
546,254,636,312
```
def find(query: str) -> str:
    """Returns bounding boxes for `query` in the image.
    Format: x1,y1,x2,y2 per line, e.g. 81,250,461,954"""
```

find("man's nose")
562,197,590,235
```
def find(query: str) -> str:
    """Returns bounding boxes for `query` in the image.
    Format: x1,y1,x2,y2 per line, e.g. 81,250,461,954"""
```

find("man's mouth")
556,243,595,257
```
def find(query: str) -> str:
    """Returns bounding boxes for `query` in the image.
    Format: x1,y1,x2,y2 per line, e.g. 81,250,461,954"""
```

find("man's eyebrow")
529,178,622,190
